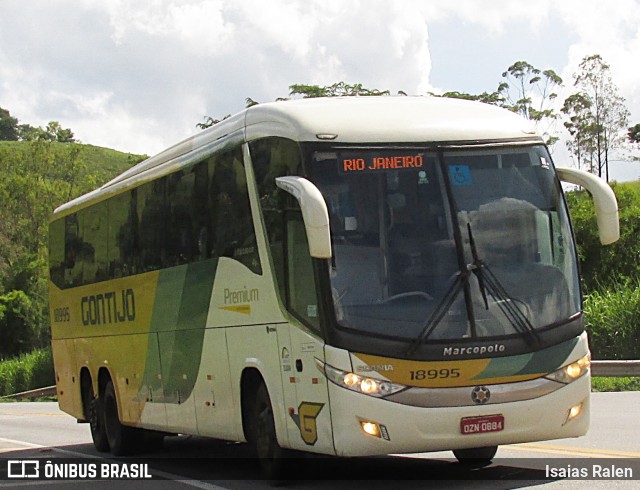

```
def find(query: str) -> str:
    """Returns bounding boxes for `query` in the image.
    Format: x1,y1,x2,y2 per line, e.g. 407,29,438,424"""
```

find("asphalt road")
1,392,639,488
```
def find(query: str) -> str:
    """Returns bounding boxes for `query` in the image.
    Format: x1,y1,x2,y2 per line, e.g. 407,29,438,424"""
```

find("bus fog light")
360,421,381,437
564,401,584,425
359,419,390,440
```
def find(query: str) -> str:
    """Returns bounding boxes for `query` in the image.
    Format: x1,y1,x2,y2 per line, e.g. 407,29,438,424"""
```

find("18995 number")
54,307,70,322
409,368,460,380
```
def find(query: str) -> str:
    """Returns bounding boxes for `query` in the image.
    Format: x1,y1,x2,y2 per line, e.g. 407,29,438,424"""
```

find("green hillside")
0,140,148,365
0,140,146,186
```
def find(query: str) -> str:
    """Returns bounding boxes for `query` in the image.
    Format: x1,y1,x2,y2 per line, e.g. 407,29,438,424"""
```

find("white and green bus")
49,96,618,473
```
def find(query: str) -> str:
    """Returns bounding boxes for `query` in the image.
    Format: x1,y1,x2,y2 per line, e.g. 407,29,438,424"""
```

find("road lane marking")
507,442,640,458
0,412,66,417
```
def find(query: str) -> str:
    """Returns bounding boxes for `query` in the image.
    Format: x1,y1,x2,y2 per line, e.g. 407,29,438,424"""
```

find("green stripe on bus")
142,258,218,404
474,337,580,380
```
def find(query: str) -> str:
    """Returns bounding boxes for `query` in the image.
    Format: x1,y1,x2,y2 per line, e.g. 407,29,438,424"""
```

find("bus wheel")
103,380,141,456
88,394,109,452
453,446,498,464
253,383,288,480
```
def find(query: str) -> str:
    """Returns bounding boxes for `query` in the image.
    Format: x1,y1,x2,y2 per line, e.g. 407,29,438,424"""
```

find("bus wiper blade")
466,224,540,344
481,266,541,344
406,271,465,356
467,223,489,310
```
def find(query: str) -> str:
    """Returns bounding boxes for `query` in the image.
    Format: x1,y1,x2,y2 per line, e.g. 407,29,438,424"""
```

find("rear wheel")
81,376,109,452
102,380,141,456
453,445,498,464
88,396,110,452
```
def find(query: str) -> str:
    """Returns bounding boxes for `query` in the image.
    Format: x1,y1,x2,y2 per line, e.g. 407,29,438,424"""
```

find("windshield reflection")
308,145,580,343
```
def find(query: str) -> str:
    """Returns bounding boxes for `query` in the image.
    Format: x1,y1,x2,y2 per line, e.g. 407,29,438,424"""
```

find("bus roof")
54,96,541,216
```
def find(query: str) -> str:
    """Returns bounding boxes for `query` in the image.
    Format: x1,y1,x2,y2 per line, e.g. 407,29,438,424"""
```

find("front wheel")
252,383,290,481
453,445,498,464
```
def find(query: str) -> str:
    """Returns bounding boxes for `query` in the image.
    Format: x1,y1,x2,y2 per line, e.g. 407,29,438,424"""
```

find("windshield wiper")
406,270,467,355
406,224,541,356
467,223,489,310
465,223,541,345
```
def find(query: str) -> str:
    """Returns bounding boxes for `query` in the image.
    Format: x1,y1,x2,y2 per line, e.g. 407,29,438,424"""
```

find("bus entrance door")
282,326,334,454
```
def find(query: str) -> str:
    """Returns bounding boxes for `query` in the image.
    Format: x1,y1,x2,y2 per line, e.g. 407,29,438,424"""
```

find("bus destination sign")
339,152,425,173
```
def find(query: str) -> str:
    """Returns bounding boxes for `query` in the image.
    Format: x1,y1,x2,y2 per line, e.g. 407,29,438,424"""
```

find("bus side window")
64,213,83,286
166,169,197,266
81,201,108,283
138,180,167,271
108,190,140,278
49,218,65,288
287,210,321,330
250,137,319,331
208,147,261,274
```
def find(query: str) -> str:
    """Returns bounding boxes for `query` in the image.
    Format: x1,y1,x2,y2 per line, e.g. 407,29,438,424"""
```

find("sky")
2,0,640,181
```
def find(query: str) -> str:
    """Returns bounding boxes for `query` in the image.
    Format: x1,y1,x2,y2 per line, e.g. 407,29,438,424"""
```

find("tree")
198,83,393,130
0,107,19,141
562,93,595,172
499,61,563,146
562,54,630,181
628,123,640,144
17,120,76,143
435,61,562,146
17,123,39,141
289,82,391,98
196,115,230,130
437,89,506,106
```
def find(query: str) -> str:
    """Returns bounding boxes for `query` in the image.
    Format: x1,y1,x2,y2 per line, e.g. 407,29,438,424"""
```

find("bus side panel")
136,332,167,430
74,333,152,426
51,338,82,419
226,324,284,444
284,326,334,454
193,328,238,440
207,256,291,443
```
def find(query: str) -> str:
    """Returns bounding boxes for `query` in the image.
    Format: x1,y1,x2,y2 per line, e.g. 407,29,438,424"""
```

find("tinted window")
49,143,261,289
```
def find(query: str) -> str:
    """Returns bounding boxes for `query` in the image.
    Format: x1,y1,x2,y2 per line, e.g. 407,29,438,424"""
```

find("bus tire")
252,383,289,481
453,445,498,464
82,374,109,453
103,380,141,456
88,395,110,452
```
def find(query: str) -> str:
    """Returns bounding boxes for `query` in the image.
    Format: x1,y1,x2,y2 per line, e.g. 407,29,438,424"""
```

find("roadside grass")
584,280,640,361
0,348,54,398
591,377,640,392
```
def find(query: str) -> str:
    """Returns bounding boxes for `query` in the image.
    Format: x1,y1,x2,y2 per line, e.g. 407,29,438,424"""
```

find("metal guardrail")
590,360,640,377
0,362,637,399
1,385,57,400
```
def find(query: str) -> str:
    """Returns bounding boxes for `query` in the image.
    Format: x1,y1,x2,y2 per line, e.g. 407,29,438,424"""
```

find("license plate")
460,414,504,435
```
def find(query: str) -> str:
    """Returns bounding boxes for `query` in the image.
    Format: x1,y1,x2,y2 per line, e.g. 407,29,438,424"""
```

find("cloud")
0,0,437,154
1,0,639,175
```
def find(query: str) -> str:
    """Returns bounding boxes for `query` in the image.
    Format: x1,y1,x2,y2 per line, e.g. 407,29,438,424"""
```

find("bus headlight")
545,354,591,384
316,360,405,397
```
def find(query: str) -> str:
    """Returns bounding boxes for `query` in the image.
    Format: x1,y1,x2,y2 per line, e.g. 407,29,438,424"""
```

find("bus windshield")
306,144,580,342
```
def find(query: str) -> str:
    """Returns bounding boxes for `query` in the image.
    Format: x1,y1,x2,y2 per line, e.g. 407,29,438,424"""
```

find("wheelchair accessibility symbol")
449,165,472,186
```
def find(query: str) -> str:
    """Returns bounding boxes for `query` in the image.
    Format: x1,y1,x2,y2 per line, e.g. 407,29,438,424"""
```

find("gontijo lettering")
341,153,424,172
81,289,136,326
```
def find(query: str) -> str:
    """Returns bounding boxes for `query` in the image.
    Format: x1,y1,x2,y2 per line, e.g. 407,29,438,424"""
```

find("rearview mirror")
556,167,619,245
275,176,332,258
